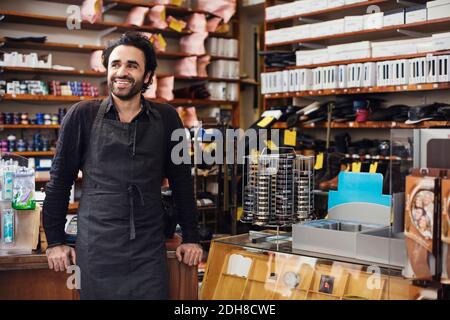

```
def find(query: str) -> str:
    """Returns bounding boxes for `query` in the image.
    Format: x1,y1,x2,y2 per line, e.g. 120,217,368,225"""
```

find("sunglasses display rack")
241,149,314,227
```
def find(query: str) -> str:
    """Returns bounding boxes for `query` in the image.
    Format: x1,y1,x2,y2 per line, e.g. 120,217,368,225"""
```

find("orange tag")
216,23,230,33
369,162,378,174
157,34,167,50
170,0,183,6
169,19,185,33
284,129,297,147
160,8,166,21
257,116,274,128
314,153,324,170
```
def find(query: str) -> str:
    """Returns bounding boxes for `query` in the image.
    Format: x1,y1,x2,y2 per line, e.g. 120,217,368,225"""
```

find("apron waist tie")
127,185,145,240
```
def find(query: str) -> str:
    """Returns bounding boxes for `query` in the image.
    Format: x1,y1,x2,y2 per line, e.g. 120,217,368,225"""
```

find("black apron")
76,97,169,300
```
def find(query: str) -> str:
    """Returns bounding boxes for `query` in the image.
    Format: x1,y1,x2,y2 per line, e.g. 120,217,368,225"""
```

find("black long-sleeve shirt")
43,96,199,246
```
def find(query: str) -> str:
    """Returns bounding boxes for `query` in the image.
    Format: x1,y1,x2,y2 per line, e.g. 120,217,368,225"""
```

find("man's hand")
176,243,203,266
46,245,76,272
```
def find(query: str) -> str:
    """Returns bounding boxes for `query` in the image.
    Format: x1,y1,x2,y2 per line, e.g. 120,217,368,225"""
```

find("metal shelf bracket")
96,26,118,45
397,29,430,38
297,42,326,49
102,2,118,14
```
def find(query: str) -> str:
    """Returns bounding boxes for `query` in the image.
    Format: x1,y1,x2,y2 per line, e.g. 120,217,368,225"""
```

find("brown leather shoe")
319,164,347,190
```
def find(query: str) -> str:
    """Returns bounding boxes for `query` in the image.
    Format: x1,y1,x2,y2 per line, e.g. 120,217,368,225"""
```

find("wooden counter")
0,237,198,300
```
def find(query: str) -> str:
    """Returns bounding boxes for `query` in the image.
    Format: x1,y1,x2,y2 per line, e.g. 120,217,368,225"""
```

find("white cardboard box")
299,69,313,91
362,62,376,87
438,55,450,82
383,9,405,27
427,55,439,83
371,39,418,58
364,12,384,30
313,68,323,90
406,6,427,24
312,48,329,64
432,32,450,51
296,50,315,66
427,0,450,20
338,65,347,88
344,15,365,33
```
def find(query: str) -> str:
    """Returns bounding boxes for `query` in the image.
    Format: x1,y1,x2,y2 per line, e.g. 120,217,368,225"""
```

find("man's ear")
144,71,152,85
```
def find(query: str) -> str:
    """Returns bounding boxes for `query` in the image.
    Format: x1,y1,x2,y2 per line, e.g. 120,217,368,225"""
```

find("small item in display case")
404,169,439,280
16,139,26,152
20,113,29,125
0,140,8,153
51,114,59,125
319,275,334,294
2,162,16,200
44,114,52,125
35,113,44,125
283,271,300,289
13,112,21,125
33,133,42,151
42,138,50,152
442,172,450,284
5,113,13,125
12,167,36,210
1,209,15,245
7,135,16,152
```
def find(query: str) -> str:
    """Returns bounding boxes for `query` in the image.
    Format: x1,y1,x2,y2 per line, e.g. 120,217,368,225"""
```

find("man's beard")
109,75,144,100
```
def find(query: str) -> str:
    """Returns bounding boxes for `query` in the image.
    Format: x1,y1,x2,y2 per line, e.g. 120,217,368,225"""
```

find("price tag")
284,129,297,147
160,8,166,21
369,162,378,174
257,116,274,128
157,34,167,50
352,162,361,173
314,153,324,170
204,142,217,153
169,19,185,32
264,140,278,151
236,207,243,221
170,0,183,6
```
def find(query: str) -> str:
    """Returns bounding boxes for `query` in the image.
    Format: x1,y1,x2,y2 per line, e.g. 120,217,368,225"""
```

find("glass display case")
200,232,424,300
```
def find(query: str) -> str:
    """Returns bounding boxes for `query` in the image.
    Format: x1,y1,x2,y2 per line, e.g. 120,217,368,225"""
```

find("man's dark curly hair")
102,31,157,92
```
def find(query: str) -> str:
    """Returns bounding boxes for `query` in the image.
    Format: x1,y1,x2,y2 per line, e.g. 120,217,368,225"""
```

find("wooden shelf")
265,50,450,73
0,10,190,37
11,151,55,157
266,0,390,24
0,10,233,39
2,94,236,106
0,38,238,61
1,66,105,77
264,82,450,98
1,67,240,82
2,94,104,102
153,98,237,105
0,124,60,129
0,39,104,53
37,0,229,19
266,17,450,47
273,120,450,130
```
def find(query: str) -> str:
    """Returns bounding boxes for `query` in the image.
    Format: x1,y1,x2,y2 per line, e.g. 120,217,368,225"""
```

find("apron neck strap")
94,97,111,126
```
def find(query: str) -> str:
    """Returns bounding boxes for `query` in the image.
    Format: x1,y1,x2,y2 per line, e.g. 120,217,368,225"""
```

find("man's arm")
43,103,84,270
164,106,202,266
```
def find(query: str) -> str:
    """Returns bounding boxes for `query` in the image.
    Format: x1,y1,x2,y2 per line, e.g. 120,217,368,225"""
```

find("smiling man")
43,32,202,300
